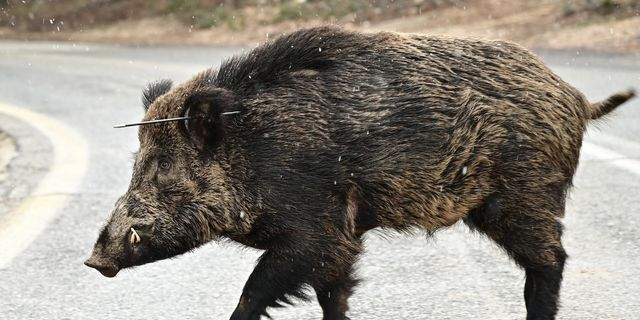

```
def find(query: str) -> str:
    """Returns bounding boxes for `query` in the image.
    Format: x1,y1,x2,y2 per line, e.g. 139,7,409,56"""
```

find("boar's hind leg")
467,195,566,320
230,238,362,320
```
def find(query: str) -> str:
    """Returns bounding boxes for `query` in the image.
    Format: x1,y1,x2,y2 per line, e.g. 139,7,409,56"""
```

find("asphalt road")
0,40,638,320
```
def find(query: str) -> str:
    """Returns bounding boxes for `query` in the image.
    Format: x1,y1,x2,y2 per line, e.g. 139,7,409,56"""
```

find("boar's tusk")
130,228,141,246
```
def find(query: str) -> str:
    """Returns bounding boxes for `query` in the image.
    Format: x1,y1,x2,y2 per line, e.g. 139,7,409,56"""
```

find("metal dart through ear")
113,116,191,128
113,111,240,128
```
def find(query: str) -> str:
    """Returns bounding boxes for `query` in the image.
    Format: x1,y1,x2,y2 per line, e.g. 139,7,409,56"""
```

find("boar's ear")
142,79,173,111
181,88,237,152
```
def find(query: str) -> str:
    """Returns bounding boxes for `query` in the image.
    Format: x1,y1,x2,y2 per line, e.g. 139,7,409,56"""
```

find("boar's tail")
588,89,636,120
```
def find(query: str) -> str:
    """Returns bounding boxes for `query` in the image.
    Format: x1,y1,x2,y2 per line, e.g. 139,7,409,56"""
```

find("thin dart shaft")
113,111,240,128
113,116,191,128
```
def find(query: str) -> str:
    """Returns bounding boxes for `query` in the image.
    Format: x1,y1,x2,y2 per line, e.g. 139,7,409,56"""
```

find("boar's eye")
157,158,172,172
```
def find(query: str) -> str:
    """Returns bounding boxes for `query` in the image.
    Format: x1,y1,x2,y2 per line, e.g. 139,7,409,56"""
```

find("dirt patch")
1,0,639,52
533,15,640,52
369,0,640,53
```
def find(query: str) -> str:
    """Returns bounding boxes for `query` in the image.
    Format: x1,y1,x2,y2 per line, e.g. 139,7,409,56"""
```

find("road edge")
0,102,89,269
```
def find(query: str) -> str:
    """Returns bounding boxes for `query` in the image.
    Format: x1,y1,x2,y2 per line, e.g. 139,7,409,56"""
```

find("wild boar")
85,26,635,320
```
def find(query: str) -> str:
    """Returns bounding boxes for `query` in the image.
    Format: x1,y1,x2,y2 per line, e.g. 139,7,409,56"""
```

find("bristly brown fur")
589,88,635,120
86,26,635,320
142,79,172,111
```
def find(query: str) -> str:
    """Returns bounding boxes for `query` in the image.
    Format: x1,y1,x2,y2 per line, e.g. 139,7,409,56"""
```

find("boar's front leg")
230,236,362,320
313,274,359,320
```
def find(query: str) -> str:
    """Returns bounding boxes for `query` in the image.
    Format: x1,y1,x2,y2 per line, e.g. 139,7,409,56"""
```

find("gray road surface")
0,41,638,319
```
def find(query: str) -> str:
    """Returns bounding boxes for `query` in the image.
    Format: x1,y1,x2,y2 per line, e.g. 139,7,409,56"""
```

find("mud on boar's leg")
230,236,362,320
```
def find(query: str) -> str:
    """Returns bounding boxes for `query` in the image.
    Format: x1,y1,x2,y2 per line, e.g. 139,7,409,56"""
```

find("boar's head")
85,72,246,277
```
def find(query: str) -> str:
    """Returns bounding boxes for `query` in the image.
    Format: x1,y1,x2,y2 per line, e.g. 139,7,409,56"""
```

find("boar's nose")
84,256,120,278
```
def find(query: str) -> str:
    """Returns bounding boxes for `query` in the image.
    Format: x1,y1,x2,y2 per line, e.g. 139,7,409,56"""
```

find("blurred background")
1,0,639,51
0,1,639,319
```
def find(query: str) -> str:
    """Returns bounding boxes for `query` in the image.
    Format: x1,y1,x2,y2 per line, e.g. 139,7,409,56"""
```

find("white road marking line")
582,141,640,176
598,132,640,149
0,102,89,269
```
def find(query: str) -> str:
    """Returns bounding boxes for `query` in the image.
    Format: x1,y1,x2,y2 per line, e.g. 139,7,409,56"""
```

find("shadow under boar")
85,26,635,320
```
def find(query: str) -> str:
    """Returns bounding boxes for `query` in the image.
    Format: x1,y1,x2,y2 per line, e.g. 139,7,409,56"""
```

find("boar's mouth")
84,256,120,278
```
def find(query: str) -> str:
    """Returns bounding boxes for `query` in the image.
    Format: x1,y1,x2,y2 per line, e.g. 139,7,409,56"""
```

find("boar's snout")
84,255,119,278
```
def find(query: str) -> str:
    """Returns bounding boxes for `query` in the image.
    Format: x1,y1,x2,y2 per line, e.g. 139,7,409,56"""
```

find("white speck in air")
462,166,468,175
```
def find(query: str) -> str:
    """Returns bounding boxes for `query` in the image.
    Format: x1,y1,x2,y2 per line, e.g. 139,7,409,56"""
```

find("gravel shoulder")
0,130,16,181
